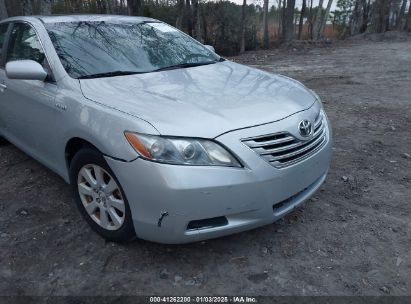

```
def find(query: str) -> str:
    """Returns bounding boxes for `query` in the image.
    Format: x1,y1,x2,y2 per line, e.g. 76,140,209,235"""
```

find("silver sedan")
0,15,332,244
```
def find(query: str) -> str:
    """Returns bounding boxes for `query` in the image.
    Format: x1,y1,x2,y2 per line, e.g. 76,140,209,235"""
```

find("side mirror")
204,45,215,53
6,60,47,81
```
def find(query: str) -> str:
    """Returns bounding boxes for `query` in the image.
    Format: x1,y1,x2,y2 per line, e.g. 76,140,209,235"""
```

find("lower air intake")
187,216,228,231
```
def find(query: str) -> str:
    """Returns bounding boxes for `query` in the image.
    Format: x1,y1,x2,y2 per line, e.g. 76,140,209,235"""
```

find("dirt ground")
0,34,410,297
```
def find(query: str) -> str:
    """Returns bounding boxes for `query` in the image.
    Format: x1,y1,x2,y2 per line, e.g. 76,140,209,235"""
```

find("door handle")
0,83,7,92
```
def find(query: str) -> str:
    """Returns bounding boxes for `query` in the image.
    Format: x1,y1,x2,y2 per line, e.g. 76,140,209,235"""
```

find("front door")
1,22,58,166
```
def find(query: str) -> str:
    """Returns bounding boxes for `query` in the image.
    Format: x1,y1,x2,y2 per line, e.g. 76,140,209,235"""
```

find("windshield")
45,21,221,79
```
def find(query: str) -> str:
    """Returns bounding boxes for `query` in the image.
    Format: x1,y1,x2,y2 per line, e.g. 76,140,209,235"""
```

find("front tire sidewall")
69,149,135,242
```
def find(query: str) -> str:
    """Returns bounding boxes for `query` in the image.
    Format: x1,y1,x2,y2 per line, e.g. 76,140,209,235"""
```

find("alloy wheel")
77,164,125,231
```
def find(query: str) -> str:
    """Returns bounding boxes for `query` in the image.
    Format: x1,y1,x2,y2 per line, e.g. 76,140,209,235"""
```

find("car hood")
80,61,317,138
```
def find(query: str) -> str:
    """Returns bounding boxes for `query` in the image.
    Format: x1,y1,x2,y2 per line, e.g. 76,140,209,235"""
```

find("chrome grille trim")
266,130,326,161
246,135,295,148
242,112,327,168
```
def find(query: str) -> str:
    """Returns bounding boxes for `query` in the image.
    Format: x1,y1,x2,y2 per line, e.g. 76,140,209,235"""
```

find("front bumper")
106,108,332,244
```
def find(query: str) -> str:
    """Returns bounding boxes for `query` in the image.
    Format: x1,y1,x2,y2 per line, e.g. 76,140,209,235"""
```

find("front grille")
242,112,327,168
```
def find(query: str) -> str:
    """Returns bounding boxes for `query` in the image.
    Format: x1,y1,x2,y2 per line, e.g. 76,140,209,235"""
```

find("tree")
360,0,370,33
106,0,114,13
307,0,314,38
298,0,307,39
262,0,269,48
185,0,193,36
127,0,143,16
312,0,324,39
282,0,296,43
373,0,390,32
201,4,208,42
22,0,33,15
350,0,362,34
72,0,84,12
406,2,411,31
240,0,246,53
96,0,107,13
39,0,52,15
396,0,407,29
176,0,184,29
4,0,17,16
192,0,202,42
0,0,8,20
277,0,284,39
318,0,333,37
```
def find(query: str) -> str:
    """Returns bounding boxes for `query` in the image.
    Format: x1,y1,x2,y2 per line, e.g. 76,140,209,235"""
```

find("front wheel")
69,148,136,242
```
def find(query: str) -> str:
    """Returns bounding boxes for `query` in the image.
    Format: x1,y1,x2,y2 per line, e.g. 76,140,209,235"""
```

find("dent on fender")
157,211,169,227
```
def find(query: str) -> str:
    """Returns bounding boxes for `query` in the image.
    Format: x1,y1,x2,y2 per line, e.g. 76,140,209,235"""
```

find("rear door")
1,22,58,166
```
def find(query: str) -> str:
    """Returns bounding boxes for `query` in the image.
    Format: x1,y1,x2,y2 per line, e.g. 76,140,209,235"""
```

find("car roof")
0,15,158,24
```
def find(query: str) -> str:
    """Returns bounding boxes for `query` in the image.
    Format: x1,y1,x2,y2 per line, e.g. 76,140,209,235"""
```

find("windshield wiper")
152,60,222,72
77,71,145,79
78,58,225,78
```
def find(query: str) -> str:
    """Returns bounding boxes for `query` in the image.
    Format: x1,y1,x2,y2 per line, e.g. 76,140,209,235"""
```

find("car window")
0,23,9,66
6,23,46,65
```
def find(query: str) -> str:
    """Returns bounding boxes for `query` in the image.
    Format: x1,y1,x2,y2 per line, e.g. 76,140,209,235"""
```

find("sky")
230,0,339,11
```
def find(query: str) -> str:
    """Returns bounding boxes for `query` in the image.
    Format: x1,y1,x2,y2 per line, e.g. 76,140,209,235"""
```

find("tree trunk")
106,0,114,14
196,1,202,42
192,0,202,42
308,0,314,38
97,0,108,13
294,10,298,29
0,0,8,20
201,7,207,43
262,0,269,48
312,0,324,40
39,0,52,15
282,0,296,43
277,0,282,39
185,0,193,36
4,0,20,16
240,0,246,53
374,0,390,32
68,0,82,12
175,0,184,30
298,0,306,39
396,0,407,30
127,0,143,16
22,0,33,15
360,0,370,33
350,0,362,35
4,0,14,16
406,3,411,31
318,0,332,38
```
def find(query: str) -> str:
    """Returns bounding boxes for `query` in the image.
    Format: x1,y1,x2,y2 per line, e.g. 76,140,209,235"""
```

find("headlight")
124,132,242,167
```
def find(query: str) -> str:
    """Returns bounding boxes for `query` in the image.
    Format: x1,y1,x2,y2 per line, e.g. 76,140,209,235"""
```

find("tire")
69,148,136,242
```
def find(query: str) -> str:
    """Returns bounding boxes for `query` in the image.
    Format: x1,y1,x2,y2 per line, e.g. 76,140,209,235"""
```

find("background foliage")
1,0,410,55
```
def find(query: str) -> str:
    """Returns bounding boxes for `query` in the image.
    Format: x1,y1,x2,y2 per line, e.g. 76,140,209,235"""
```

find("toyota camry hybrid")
0,15,332,244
